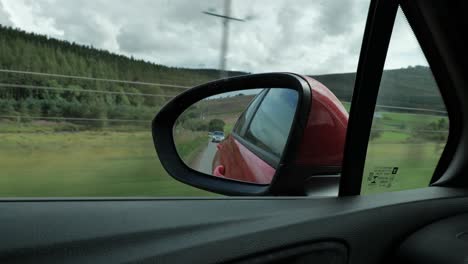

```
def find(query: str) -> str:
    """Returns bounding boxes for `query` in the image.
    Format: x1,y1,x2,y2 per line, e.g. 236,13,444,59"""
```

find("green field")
174,129,210,167
0,108,449,197
362,142,444,194
0,124,215,197
330,103,447,194
361,111,448,194
342,101,351,112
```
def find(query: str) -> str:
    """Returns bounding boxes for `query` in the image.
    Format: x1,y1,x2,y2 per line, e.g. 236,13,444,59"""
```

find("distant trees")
0,99,15,114
410,118,448,143
369,120,384,141
312,66,445,111
208,119,225,132
182,119,209,131
0,25,245,127
0,24,446,131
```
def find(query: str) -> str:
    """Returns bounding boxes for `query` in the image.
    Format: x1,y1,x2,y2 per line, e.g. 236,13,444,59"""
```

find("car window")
243,89,298,159
361,8,448,195
233,89,267,136
0,0,371,196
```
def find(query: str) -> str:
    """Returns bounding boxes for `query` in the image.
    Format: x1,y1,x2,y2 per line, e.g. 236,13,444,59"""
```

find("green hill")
312,66,444,111
0,25,247,127
0,24,445,128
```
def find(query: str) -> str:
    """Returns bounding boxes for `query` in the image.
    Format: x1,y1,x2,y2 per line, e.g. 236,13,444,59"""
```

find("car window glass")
243,89,298,158
233,89,267,136
0,0,370,196
361,7,448,195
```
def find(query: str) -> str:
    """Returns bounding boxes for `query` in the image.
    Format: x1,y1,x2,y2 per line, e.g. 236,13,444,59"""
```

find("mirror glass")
174,88,298,185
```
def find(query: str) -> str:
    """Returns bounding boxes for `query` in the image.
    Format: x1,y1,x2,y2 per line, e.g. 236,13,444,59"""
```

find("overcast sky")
0,0,428,75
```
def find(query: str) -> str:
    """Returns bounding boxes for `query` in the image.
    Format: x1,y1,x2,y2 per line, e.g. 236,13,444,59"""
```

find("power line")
202,11,245,22
375,104,447,114
0,115,151,123
0,69,448,115
0,83,448,115
0,115,449,133
0,69,191,89
372,128,448,133
342,101,447,115
0,83,176,98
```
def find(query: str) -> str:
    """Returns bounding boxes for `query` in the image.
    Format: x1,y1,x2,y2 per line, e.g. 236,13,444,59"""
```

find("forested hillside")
313,66,445,111
0,24,446,128
0,25,245,126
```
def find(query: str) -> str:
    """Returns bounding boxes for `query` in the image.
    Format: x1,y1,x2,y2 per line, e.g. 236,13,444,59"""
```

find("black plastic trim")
228,241,347,264
0,187,467,263
339,0,399,196
399,1,465,188
234,89,268,137
395,213,468,264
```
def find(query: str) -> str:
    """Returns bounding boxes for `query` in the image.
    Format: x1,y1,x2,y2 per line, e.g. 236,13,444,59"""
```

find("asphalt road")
192,141,218,175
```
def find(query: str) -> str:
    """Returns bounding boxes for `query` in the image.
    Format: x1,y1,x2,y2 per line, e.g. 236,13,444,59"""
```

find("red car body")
212,76,349,184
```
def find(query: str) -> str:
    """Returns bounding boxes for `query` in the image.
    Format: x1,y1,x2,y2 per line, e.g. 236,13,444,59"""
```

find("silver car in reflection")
211,131,225,143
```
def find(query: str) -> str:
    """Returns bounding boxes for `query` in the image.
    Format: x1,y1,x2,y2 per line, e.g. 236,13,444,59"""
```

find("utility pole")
203,0,245,79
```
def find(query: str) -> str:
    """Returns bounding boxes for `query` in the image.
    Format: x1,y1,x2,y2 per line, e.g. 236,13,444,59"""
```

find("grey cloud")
320,49,354,74
116,22,190,54
117,24,156,53
8,0,117,49
315,0,356,36
0,2,14,26
276,3,302,44
2,0,377,74
0,5,11,26
114,1,222,67
384,7,428,69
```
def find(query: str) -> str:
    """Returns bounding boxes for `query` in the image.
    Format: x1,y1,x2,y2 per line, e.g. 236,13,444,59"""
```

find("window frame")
231,132,280,168
231,88,282,168
339,0,401,196
339,0,463,196
232,89,268,137
399,0,463,187
231,88,300,169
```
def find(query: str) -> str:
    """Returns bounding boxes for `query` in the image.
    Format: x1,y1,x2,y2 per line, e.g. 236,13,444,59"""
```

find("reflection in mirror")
174,88,298,185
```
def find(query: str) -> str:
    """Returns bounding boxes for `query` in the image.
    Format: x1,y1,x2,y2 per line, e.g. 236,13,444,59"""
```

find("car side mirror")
152,73,348,196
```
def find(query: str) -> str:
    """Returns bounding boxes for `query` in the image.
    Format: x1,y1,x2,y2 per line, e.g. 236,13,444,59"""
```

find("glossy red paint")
213,136,275,184
212,76,348,184
294,76,348,169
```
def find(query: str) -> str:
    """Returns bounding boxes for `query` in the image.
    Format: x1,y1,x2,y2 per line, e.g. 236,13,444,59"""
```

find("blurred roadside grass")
174,129,209,166
0,121,215,197
0,109,449,197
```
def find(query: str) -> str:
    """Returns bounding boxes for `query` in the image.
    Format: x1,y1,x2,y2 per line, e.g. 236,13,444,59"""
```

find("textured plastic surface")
395,213,468,264
0,187,467,263
229,242,347,264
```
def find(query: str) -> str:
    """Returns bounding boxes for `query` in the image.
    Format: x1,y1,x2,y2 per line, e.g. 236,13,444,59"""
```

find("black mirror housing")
152,73,312,196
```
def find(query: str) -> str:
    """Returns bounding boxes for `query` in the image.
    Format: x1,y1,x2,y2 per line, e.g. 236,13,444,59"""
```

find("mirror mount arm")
268,164,309,195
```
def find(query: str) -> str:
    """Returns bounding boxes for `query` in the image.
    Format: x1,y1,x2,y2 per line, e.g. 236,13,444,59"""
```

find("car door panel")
1,187,467,263
214,135,275,184
396,213,468,264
